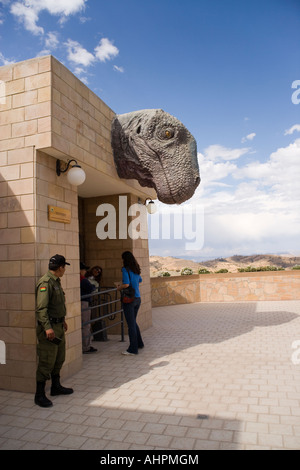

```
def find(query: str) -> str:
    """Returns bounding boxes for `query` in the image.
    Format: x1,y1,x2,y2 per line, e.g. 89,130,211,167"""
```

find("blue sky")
1,0,300,260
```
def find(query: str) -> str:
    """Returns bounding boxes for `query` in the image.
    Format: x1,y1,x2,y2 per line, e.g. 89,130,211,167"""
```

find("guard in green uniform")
35,254,74,407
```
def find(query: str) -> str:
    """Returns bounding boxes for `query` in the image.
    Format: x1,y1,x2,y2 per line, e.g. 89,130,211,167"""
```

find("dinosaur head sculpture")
111,109,200,204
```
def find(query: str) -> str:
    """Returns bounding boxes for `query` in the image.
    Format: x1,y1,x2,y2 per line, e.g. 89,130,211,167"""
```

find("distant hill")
149,254,300,277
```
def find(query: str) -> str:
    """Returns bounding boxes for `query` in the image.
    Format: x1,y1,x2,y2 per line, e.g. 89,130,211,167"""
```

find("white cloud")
204,210,300,253
241,132,256,143
38,31,60,55
201,137,300,256
65,39,95,67
28,0,87,16
95,38,119,62
61,37,120,81
113,65,124,73
10,0,87,35
197,152,236,186
0,51,14,65
9,1,120,73
45,31,59,50
152,136,300,258
79,16,91,23
11,1,43,35
234,138,300,195
203,144,250,162
284,124,300,135
0,0,9,23
73,66,89,85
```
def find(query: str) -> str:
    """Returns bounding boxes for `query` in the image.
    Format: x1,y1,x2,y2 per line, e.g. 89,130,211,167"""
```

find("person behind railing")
80,262,97,354
86,265,107,341
86,265,102,290
115,251,144,356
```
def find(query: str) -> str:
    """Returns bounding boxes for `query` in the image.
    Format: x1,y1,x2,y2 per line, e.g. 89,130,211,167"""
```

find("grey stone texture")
111,109,200,204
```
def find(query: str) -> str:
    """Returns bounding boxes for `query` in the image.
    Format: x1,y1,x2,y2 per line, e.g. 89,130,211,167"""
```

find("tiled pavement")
0,300,300,450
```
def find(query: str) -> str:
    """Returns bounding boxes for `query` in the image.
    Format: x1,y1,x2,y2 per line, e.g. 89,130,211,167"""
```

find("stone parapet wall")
151,271,300,307
151,275,200,307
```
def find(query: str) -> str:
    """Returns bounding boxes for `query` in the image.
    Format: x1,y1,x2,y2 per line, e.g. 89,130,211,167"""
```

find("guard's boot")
50,374,74,396
34,381,53,407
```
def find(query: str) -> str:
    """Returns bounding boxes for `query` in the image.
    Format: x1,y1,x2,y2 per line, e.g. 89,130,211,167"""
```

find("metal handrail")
81,286,124,343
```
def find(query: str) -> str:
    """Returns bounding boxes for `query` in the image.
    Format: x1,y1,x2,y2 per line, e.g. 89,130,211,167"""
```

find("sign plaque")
48,205,71,224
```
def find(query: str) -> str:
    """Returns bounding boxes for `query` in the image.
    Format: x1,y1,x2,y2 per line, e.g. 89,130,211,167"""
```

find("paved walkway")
0,300,300,450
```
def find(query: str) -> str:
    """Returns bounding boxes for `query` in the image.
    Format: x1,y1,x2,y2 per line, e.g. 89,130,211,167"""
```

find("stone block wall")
0,56,52,391
0,148,82,391
50,56,115,173
35,151,82,380
0,56,52,152
199,271,300,302
0,55,154,392
151,275,200,307
151,271,300,307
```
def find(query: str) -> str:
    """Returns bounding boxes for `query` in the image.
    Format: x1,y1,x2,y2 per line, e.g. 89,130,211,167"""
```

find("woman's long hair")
86,265,102,284
122,251,141,275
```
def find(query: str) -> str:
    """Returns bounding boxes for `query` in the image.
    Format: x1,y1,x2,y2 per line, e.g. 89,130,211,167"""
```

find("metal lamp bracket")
56,159,80,176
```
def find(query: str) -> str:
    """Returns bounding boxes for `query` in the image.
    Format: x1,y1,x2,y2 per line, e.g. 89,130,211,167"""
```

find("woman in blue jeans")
116,251,144,356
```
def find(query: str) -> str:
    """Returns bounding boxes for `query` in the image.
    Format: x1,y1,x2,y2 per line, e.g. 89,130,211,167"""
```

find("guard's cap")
80,262,90,270
49,254,70,269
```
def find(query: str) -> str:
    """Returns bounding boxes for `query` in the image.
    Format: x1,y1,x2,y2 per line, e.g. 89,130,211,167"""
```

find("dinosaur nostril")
195,176,200,186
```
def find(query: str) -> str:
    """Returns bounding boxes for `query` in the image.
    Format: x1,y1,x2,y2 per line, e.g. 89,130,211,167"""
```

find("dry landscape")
149,254,300,277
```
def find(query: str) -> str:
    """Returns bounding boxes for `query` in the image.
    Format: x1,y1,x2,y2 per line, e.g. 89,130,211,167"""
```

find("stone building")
0,55,156,392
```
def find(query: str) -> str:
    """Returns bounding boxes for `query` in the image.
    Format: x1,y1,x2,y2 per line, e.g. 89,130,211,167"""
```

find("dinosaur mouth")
150,162,200,204
134,148,200,204
148,141,200,204
155,175,200,204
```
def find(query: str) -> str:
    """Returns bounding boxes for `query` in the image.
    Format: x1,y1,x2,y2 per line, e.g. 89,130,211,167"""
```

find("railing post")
80,286,125,347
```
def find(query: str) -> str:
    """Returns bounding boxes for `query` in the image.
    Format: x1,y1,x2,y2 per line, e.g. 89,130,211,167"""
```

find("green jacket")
36,271,66,330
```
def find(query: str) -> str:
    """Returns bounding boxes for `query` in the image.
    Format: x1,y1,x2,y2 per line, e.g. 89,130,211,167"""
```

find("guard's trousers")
36,323,65,382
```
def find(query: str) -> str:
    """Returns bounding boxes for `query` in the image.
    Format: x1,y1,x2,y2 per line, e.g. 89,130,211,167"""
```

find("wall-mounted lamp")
144,198,157,214
56,159,86,186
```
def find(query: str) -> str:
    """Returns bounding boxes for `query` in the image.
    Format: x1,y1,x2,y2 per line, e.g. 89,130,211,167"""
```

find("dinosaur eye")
157,127,175,140
165,130,174,139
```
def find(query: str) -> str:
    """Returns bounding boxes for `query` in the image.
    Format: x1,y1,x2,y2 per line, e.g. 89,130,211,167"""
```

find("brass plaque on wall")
48,205,71,224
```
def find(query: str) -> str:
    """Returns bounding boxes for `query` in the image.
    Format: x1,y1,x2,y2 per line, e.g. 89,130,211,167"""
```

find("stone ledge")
151,271,300,307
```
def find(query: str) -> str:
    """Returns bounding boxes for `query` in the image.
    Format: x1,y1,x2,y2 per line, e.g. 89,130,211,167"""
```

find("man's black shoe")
83,347,97,354
34,381,53,407
50,375,74,396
